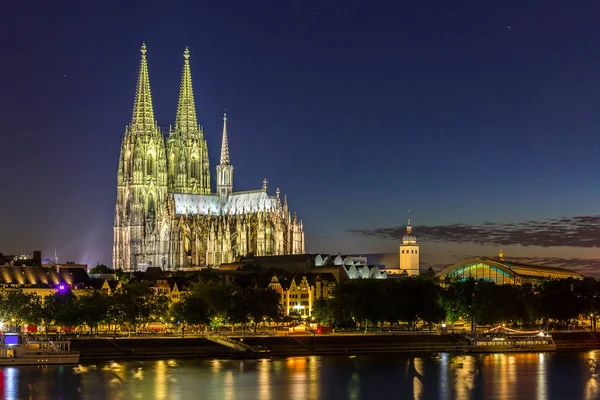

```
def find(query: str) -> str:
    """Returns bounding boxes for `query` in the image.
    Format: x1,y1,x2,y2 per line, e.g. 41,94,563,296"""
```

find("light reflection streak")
211,360,222,373
308,356,319,399
223,371,234,400
439,353,449,400
453,355,474,399
258,359,271,400
586,351,599,400
349,372,360,400
4,368,17,400
508,355,516,398
155,360,166,400
537,353,547,400
413,357,423,400
287,357,307,399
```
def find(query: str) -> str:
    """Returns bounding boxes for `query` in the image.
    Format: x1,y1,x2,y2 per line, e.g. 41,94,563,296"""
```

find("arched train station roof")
436,258,583,285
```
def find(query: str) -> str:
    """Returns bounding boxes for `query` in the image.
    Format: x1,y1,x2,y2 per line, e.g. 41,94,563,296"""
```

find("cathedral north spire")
174,47,198,137
130,42,156,134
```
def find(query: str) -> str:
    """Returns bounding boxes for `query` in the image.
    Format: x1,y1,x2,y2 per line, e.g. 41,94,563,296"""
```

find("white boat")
463,326,556,353
0,333,80,365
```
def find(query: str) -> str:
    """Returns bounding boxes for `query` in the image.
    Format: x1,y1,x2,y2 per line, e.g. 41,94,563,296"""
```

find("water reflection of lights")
453,356,475,399
4,368,18,400
413,358,424,400
287,357,307,399
439,353,449,400
537,353,547,400
508,355,516,396
586,351,600,400
223,371,235,400
308,356,319,399
258,359,271,400
155,360,166,399
349,372,360,400
211,359,222,373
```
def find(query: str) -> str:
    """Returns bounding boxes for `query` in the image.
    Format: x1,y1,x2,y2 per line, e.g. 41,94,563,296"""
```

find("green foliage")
107,283,169,335
170,291,210,326
0,290,42,329
311,298,330,325
78,292,110,332
89,264,114,274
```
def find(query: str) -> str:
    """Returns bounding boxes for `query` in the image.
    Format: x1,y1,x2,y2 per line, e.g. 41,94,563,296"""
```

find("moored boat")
0,333,80,365
463,326,556,353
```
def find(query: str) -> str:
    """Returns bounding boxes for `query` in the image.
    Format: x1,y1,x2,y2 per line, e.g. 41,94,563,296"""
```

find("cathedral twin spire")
174,47,198,138
127,43,231,196
130,43,156,134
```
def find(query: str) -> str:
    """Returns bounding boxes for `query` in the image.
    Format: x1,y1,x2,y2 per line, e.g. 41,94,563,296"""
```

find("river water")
3,352,600,399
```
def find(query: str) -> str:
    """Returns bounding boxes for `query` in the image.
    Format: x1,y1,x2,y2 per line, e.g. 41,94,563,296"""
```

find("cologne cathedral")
113,44,305,271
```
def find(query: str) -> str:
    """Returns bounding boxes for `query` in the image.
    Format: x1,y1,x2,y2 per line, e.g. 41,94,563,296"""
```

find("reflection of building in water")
436,250,583,285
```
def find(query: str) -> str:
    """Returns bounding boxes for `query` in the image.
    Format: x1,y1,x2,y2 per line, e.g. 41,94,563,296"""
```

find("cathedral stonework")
113,44,305,271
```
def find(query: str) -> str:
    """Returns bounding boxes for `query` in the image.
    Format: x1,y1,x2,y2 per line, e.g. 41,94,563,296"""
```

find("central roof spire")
174,47,198,137
220,113,230,165
130,43,156,133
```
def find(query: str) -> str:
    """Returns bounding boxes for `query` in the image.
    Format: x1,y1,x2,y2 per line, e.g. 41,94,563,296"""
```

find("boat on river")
0,333,79,365
463,325,556,353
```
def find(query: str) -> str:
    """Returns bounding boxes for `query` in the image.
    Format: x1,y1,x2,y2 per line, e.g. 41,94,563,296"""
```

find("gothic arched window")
148,195,155,218
191,158,198,180
147,155,153,176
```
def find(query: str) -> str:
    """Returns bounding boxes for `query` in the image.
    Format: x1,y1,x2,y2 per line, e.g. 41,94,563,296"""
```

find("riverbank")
71,332,600,361
73,334,462,361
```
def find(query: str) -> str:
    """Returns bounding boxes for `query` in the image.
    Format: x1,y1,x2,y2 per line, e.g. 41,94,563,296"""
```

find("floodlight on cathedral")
113,44,305,272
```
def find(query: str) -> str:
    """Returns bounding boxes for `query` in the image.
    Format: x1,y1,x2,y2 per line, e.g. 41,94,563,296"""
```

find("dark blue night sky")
3,0,600,273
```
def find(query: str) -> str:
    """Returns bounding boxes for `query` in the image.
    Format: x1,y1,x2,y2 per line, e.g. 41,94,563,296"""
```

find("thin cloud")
350,216,600,248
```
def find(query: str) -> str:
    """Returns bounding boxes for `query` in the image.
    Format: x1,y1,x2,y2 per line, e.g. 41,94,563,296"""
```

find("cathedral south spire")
174,47,198,138
216,113,233,202
131,43,156,134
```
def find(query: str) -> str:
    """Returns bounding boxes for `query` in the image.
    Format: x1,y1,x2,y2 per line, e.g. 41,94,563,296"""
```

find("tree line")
311,277,600,331
0,280,283,336
3,275,599,335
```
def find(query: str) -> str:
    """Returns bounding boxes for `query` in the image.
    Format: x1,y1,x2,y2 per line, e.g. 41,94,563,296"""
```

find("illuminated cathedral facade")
113,44,305,271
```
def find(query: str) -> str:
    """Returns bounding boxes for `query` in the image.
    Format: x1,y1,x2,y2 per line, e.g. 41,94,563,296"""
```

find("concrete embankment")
553,331,600,350
72,338,231,361
73,334,465,361
72,332,600,361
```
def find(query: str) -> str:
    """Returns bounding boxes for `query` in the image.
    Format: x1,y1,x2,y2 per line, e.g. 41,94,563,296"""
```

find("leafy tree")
170,292,210,327
539,278,580,327
78,291,110,334
311,298,330,325
89,264,115,274
0,290,40,330
47,291,84,331
107,283,168,336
